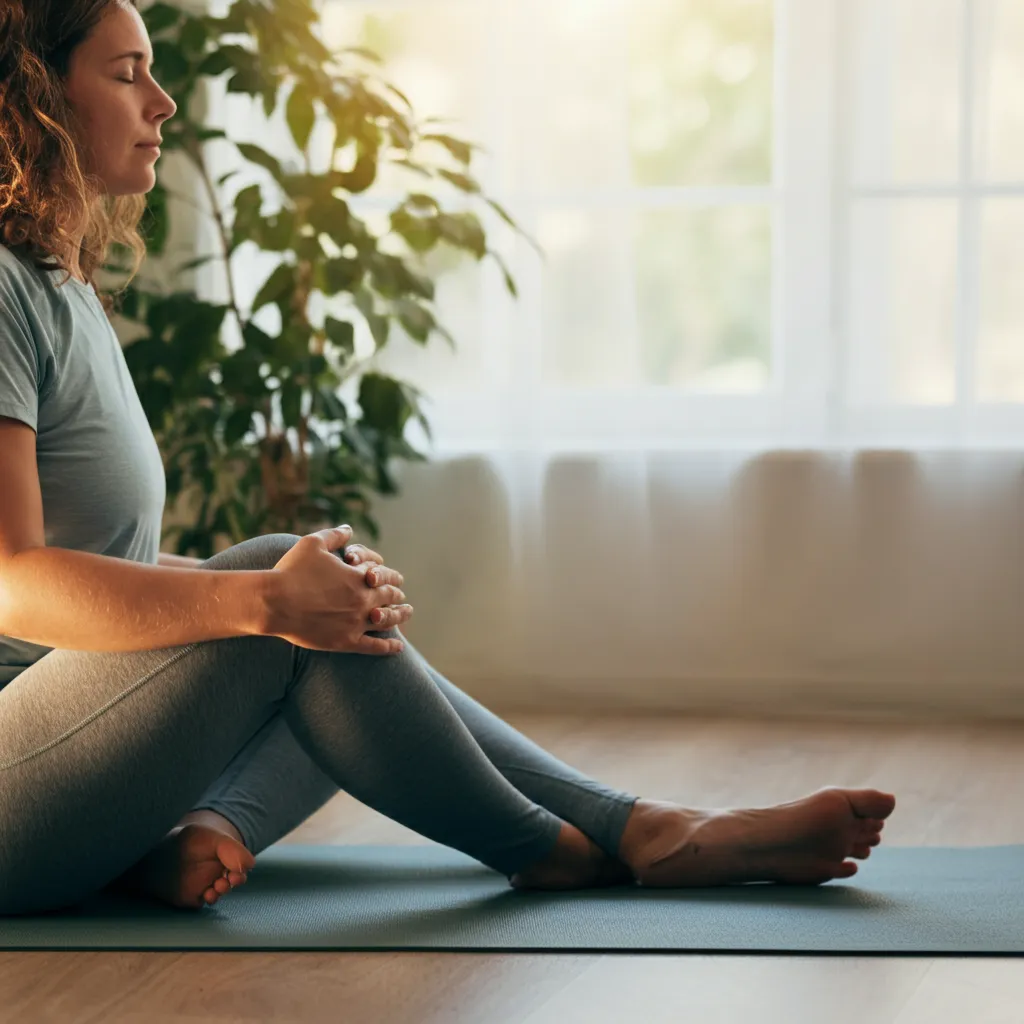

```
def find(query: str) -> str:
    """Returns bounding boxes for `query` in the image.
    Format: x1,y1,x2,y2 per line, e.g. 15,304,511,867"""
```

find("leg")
185,710,339,857
184,638,636,861
0,534,588,916
387,649,896,888
405,641,637,859
170,629,895,894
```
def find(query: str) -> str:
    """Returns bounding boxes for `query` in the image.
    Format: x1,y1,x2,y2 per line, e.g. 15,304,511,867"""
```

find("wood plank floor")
3,711,1024,1023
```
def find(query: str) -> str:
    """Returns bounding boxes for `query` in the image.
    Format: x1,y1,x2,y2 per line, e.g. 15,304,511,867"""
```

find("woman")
0,0,894,917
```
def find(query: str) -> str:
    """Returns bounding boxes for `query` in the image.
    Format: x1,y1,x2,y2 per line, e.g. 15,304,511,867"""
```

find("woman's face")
63,1,177,196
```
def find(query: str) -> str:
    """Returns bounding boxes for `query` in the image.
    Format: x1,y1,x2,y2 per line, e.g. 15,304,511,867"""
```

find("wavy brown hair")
0,0,148,313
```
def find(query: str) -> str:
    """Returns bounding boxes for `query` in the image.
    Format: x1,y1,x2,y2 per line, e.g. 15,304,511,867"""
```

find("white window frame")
204,0,1024,453
833,0,1024,449
335,0,837,452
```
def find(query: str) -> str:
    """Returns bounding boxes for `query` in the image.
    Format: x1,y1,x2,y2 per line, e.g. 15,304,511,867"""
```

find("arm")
0,416,274,652
0,547,272,652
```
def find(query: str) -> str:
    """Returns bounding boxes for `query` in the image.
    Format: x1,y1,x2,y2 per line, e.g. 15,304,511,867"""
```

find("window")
207,0,1024,450
840,0,1024,445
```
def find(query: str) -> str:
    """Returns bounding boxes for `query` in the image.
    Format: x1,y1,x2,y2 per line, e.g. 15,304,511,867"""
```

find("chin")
105,167,158,197
108,181,157,198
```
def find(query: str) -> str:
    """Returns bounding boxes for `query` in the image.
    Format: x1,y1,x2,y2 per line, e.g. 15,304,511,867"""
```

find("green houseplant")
111,0,537,558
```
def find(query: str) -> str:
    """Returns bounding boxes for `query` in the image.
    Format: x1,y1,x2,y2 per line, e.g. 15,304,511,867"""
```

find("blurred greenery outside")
328,0,1024,406
322,0,776,397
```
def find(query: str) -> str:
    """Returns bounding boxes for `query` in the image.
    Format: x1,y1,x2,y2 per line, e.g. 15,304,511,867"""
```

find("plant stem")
185,137,247,336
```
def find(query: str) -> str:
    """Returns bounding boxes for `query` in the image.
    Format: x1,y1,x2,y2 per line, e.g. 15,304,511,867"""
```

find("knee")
200,533,309,573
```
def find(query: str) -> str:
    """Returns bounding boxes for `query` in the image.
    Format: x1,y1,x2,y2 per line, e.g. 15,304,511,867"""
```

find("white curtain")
179,0,1024,713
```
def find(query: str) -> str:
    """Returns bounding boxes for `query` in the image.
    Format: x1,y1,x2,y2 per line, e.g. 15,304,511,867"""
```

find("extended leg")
186,637,636,862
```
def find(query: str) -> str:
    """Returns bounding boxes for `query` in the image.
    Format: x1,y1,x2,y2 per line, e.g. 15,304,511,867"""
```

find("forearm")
0,546,272,653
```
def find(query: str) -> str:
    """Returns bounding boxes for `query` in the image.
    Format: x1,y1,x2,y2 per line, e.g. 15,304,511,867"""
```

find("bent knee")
200,533,305,572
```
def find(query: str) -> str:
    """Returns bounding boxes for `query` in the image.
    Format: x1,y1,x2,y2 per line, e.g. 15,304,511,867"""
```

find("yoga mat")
1,844,1023,954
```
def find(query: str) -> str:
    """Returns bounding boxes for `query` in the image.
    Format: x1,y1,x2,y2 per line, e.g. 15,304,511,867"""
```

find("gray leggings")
0,534,637,916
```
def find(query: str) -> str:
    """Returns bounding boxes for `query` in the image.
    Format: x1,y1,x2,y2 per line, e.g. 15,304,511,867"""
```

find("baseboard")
455,673,1024,722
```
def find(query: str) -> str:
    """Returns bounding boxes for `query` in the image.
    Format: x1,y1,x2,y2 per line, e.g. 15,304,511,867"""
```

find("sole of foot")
110,822,256,910
621,786,896,888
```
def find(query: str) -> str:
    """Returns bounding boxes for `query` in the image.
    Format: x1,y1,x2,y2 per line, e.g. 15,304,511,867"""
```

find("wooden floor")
4,711,1024,1022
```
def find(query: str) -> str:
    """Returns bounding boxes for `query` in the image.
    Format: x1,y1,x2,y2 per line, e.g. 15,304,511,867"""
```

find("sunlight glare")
553,0,622,33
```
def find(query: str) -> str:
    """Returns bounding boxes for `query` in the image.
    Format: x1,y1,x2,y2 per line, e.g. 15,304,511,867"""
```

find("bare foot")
618,787,896,887
110,823,256,910
509,821,634,890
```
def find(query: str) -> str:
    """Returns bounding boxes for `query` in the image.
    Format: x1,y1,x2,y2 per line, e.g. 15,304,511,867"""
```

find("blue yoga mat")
1,844,1021,953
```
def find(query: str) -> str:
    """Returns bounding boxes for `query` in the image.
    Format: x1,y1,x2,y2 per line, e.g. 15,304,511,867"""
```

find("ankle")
510,822,607,889
175,809,248,850
617,799,702,871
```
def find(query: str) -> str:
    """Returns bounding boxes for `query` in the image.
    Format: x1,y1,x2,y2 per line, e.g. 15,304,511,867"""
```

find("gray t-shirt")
0,244,166,687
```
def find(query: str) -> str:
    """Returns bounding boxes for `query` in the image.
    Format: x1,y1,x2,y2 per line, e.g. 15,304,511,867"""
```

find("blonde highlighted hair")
0,0,148,313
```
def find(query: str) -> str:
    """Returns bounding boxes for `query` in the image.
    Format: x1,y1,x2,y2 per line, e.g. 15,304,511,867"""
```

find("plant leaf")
286,82,316,152
236,143,284,183
251,262,296,314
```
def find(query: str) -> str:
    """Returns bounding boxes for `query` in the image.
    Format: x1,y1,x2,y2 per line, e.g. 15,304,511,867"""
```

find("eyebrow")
107,51,152,64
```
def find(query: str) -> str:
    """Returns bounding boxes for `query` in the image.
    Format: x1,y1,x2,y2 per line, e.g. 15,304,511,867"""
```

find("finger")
371,604,414,628
355,635,406,656
370,596,409,623
365,566,404,588
344,545,384,566
376,584,406,605
318,525,353,552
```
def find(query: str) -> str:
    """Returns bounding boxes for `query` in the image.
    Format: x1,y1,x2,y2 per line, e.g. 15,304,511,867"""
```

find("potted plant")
110,0,538,557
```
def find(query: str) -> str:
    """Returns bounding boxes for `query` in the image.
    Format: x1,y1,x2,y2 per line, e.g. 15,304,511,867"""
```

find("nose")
151,84,177,124
159,92,177,121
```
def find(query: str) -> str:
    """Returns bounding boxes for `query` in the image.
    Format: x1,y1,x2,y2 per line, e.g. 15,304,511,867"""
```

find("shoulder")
0,245,71,378
0,243,69,323
0,243,55,304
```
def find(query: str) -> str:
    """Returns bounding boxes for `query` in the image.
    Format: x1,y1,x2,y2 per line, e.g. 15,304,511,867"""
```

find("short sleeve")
0,274,41,432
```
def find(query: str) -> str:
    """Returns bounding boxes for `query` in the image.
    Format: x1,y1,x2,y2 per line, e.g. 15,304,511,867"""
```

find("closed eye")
116,76,135,84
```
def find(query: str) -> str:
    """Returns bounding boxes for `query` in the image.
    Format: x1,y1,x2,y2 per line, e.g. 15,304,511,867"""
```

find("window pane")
502,1,628,191
539,209,636,388
978,200,1024,401
975,0,1024,182
634,206,772,391
319,4,492,197
628,0,774,187
848,0,961,185
371,251,486,396
846,201,958,405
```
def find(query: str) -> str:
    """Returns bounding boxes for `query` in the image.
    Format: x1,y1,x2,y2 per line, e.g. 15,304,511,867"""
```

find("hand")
341,543,397,625
264,526,414,655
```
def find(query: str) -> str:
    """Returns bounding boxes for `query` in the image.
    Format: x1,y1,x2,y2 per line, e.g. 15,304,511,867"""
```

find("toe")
833,861,858,879
847,790,896,820
213,877,232,894
216,836,256,875
851,844,872,860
